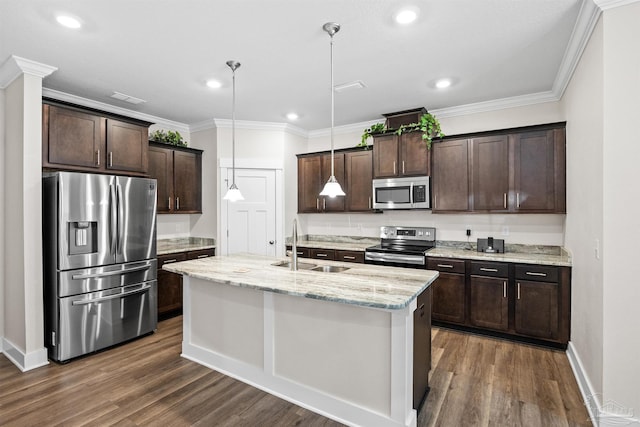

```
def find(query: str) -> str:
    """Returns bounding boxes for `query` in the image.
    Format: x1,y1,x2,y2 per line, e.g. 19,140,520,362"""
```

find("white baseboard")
1,337,49,372
566,342,640,426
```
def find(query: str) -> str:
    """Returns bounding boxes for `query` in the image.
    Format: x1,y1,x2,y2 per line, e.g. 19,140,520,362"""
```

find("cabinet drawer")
158,253,188,268
310,248,336,260
335,250,364,263
515,264,558,283
427,258,466,274
286,246,311,258
469,261,508,278
187,248,215,260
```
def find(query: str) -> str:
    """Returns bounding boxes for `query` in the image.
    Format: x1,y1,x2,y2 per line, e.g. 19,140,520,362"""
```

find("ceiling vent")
110,91,147,105
334,80,366,93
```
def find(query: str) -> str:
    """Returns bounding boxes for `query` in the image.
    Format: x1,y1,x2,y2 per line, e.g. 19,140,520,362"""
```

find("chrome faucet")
291,218,298,271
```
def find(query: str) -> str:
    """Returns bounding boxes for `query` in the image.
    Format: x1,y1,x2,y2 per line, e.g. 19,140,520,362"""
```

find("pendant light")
319,22,346,198
223,60,244,202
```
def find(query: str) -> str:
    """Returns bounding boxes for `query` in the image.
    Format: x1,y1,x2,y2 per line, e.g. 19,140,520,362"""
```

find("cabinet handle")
480,267,498,272
109,152,113,167
316,253,328,257
525,271,547,277
393,161,396,175
197,254,210,259
343,255,356,260
297,251,304,255
316,198,319,211
176,197,180,210
503,281,507,298
516,192,520,208
437,264,454,268
164,259,178,264
96,150,100,166
168,198,172,210
368,197,372,209
503,193,507,209
402,161,405,174
517,282,521,300
323,199,326,210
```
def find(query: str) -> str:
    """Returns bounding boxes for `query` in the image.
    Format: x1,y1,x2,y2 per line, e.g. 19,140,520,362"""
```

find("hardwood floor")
0,317,591,426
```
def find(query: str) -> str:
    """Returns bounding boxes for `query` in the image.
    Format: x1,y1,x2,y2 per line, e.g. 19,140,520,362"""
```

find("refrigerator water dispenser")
68,221,97,255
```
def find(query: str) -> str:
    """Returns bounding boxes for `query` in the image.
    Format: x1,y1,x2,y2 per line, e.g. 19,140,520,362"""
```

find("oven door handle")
72,284,152,306
366,252,425,265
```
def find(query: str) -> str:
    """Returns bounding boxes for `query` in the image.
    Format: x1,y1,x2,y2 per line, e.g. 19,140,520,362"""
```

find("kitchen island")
163,254,438,427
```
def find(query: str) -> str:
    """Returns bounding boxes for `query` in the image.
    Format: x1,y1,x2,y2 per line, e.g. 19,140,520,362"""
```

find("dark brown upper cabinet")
345,150,373,212
373,131,430,179
149,142,203,214
42,101,151,176
431,122,566,214
297,153,345,213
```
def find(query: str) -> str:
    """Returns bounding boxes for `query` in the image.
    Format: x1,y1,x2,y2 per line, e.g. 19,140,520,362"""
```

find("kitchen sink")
271,261,317,270
310,265,350,273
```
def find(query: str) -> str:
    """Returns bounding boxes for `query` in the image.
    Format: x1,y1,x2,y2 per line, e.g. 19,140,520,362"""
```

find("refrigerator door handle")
71,264,152,280
71,284,152,305
109,184,117,256
117,183,125,255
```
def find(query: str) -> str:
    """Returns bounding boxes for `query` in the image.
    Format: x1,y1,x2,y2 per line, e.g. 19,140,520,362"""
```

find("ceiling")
1,0,592,131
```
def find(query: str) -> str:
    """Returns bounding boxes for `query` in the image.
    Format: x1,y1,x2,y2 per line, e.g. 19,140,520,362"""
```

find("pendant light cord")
330,31,335,178
231,66,236,187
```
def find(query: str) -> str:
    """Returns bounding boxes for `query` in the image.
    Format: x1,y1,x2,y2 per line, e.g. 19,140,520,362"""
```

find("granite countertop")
157,237,216,255
162,254,438,310
426,247,571,267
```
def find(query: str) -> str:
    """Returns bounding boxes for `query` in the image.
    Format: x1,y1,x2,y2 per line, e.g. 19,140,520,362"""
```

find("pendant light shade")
319,22,345,198
223,60,244,202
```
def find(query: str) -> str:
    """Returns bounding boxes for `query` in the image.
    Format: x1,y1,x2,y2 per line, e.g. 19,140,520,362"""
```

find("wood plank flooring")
0,317,591,426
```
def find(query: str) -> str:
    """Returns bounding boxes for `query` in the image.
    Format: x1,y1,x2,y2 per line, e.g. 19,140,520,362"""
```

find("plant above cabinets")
149,129,187,147
358,111,444,149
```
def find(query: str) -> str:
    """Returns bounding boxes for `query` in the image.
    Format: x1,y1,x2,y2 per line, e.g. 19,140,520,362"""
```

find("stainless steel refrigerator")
43,172,158,362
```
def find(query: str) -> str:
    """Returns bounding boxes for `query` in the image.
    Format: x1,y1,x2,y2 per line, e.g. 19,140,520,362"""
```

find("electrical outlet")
501,226,510,236
466,229,471,237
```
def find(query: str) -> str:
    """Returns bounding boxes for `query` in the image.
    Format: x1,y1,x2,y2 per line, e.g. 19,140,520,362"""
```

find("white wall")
561,14,604,409
0,87,5,348
300,103,566,245
189,127,217,239
600,2,640,421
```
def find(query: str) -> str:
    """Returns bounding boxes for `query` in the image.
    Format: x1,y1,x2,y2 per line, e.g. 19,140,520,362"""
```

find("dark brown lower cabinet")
469,275,509,331
157,248,215,319
514,280,559,339
427,258,466,324
285,246,365,264
413,287,432,410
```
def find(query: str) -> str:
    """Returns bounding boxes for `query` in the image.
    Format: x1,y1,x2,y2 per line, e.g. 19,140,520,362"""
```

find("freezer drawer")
50,280,157,362
57,259,157,298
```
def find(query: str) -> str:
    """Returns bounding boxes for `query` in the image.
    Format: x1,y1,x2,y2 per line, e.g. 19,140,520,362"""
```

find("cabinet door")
187,248,216,260
432,139,469,211
512,129,564,212
148,145,173,213
431,272,466,324
515,280,559,340
345,150,373,211
372,134,399,178
469,275,509,331
298,156,323,212
173,150,202,213
413,287,432,409
321,153,346,212
400,131,430,176
157,253,187,317
106,119,148,173
471,135,509,211
45,105,104,169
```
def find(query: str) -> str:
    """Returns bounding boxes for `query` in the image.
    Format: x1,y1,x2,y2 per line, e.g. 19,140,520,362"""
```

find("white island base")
181,275,420,427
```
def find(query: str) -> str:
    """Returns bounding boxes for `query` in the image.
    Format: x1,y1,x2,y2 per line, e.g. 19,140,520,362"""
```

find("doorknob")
269,240,275,245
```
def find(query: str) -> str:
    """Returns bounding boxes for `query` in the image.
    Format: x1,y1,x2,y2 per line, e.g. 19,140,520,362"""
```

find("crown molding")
594,0,640,10
41,88,190,134
0,55,57,88
190,118,308,138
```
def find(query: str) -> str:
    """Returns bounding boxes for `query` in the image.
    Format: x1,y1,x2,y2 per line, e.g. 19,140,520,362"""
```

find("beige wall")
601,2,640,418
562,15,605,403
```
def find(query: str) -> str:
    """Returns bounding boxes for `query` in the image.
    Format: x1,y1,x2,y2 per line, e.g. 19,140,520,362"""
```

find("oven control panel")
380,226,436,241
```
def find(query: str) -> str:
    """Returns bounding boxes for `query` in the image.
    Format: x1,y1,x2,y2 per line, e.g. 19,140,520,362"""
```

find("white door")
225,168,277,256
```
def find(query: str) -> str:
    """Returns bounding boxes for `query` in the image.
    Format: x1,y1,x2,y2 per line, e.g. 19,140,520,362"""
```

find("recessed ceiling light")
286,113,299,121
334,80,366,93
206,79,222,89
56,15,81,29
395,9,418,25
435,79,452,89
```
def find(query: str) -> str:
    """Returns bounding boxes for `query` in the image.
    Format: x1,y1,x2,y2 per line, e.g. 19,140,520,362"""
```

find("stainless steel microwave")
372,176,431,210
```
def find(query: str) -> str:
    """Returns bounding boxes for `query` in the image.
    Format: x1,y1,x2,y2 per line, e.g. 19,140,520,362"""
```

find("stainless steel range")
365,226,436,268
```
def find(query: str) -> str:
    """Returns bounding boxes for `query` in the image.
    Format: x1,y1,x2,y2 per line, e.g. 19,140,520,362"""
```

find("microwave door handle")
410,182,414,206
